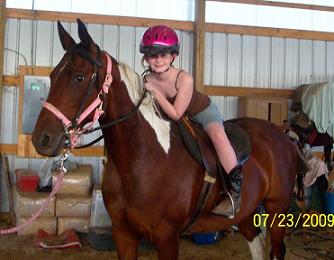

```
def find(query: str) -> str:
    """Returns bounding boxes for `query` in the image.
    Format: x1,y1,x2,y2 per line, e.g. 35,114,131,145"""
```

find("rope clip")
60,150,69,173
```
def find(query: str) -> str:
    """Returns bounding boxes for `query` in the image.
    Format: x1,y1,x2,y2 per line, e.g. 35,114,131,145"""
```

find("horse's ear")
57,21,76,51
77,18,94,49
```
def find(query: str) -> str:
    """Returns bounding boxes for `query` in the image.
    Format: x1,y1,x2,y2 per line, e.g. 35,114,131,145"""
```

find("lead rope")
0,151,69,235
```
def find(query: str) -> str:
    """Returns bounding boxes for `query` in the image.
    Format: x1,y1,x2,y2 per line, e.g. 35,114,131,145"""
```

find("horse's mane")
117,62,171,153
117,62,146,100
117,62,159,109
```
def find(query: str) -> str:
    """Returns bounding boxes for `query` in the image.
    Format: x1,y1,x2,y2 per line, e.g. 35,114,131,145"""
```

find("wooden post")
1,155,15,224
0,0,6,134
193,0,206,93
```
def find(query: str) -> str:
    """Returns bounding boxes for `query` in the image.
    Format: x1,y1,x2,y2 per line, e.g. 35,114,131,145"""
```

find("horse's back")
228,117,286,145
229,117,295,160
228,117,298,181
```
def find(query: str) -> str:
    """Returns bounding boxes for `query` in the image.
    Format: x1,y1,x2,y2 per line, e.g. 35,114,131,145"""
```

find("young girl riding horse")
140,25,243,216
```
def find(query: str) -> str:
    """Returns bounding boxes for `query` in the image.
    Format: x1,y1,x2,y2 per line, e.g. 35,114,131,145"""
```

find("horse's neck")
99,71,172,168
100,86,140,145
100,100,169,187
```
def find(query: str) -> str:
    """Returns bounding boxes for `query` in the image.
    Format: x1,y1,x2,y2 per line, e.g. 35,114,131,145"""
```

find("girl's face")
145,53,176,73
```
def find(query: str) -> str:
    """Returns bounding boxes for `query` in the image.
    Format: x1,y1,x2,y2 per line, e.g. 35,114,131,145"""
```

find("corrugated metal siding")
36,21,53,66
242,35,256,87
256,36,271,88
5,19,20,75
178,30,193,74
285,39,300,87
212,33,228,85
1,87,18,144
205,33,334,89
313,40,326,83
227,34,242,86
271,37,285,88
327,41,334,82
2,18,334,211
299,39,313,84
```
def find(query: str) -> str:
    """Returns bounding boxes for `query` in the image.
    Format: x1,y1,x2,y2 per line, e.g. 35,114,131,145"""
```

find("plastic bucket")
324,191,334,214
191,232,219,245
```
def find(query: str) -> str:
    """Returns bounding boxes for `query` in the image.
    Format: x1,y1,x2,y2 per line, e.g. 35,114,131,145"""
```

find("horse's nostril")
40,134,51,148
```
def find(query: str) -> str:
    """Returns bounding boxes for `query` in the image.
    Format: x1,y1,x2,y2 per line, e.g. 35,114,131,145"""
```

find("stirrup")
226,191,236,219
211,191,236,218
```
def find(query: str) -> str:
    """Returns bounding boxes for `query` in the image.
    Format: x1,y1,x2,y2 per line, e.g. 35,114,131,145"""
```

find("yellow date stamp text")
253,213,334,228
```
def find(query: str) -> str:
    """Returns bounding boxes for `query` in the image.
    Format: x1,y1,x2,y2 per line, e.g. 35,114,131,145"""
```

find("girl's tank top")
167,70,210,116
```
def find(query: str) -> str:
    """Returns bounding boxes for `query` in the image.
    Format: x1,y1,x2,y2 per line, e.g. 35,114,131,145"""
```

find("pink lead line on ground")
0,152,69,235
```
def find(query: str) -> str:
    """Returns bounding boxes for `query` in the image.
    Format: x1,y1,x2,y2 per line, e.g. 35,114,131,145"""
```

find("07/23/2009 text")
253,213,334,228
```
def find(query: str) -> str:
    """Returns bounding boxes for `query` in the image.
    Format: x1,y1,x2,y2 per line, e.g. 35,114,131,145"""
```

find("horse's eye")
74,74,85,82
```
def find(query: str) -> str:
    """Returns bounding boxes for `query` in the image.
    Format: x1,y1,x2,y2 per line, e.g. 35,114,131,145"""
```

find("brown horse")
32,19,306,260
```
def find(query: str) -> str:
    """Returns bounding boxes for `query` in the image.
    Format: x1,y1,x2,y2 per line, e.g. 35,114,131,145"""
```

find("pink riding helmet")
140,25,179,55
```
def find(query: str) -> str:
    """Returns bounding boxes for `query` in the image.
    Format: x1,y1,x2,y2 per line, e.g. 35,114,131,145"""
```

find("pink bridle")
42,52,113,148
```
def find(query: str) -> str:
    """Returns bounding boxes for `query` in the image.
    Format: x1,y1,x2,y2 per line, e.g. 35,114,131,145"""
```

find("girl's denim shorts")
191,101,224,128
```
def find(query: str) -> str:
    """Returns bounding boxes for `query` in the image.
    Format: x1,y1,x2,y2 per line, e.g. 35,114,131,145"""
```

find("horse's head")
32,19,111,156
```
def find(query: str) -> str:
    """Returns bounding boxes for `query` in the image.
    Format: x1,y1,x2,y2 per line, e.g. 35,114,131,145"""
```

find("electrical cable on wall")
4,48,28,67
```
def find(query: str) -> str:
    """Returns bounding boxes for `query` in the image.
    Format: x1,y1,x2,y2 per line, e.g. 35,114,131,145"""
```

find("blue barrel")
324,191,334,214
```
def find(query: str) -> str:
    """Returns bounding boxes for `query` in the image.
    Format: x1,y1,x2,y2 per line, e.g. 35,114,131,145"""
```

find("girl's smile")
146,53,175,73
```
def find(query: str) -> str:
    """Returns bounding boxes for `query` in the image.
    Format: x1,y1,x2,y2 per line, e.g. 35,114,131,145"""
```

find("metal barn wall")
2,18,334,211
204,32,334,119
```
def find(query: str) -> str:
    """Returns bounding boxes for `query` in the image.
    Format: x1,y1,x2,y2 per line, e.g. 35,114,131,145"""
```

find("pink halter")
42,52,113,148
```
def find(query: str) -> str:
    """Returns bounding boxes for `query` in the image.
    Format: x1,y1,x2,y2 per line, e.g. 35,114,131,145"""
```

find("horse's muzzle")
32,130,65,157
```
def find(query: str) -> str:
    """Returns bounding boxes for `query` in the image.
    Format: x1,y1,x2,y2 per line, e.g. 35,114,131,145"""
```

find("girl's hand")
144,82,155,93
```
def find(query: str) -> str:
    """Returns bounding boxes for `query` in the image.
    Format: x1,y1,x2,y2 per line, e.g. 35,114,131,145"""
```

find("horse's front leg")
103,164,140,259
112,226,140,260
153,228,180,260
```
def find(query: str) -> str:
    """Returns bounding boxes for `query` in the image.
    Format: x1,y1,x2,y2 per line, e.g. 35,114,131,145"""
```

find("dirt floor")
0,227,333,260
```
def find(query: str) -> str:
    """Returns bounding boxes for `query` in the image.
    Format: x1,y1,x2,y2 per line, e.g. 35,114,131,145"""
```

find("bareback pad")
176,117,252,180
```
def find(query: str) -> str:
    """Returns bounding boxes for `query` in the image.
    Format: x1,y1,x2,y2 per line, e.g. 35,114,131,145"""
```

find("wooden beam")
209,0,334,13
0,212,10,220
0,144,16,155
204,85,295,98
72,146,104,157
206,23,334,41
18,66,53,76
1,154,15,224
6,8,193,31
7,8,334,42
193,0,206,93
3,75,20,86
0,0,6,148
0,142,104,157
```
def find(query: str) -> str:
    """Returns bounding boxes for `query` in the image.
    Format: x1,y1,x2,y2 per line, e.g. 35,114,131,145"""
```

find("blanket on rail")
300,81,334,138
